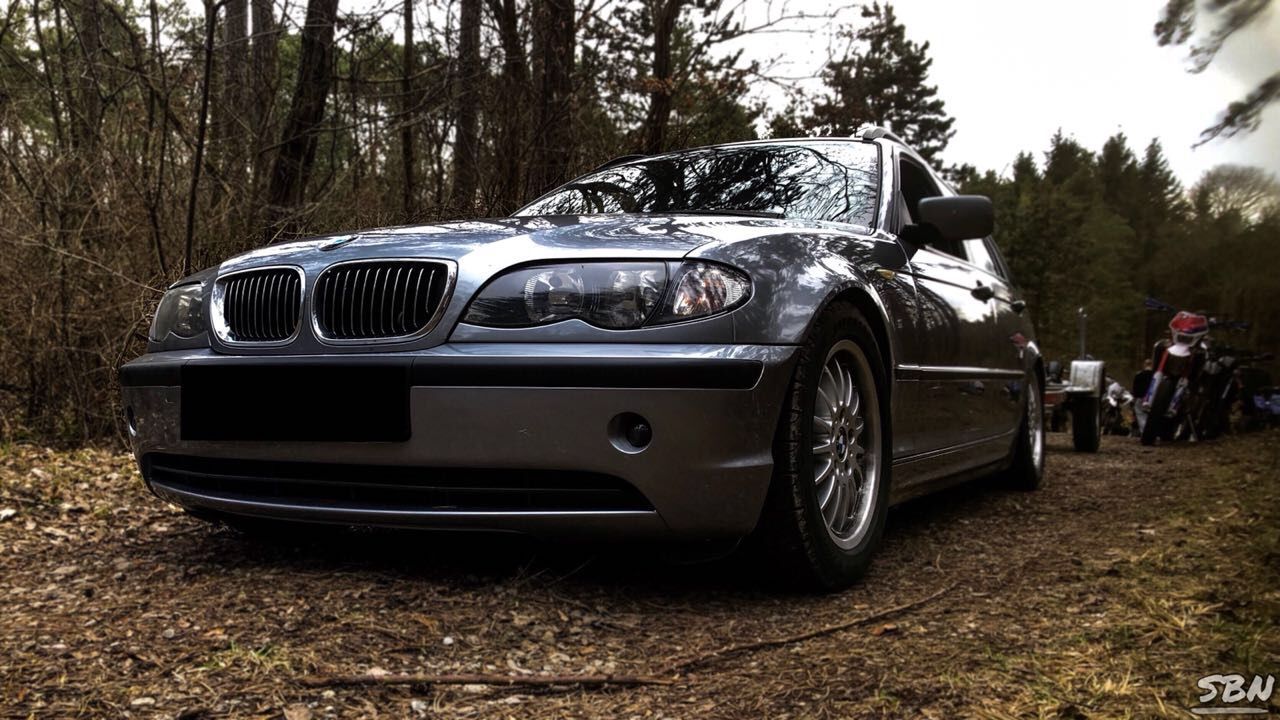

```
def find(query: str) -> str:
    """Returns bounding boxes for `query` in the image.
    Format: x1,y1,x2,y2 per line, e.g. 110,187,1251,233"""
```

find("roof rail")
853,125,907,146
594,153,647,171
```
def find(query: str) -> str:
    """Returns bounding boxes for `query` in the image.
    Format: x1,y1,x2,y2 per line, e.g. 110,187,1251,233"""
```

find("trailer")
1044,359,1104,453
1042,307,1104,453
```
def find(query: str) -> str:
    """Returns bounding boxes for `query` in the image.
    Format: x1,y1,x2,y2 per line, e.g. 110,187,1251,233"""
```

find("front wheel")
756,303,891,591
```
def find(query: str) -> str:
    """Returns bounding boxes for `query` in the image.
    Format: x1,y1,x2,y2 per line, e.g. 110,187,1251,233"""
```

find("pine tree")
806,3,954,162
1096,133,1142,220
1134,139,1187,269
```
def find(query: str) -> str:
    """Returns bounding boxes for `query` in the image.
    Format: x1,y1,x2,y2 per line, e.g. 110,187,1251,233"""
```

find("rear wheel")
1141,377,1175,446
756,303,891,591
1071,395,1101,452
1006,372,1046,490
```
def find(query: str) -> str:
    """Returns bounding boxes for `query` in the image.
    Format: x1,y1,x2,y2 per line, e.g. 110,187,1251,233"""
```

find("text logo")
1193,674,1275,715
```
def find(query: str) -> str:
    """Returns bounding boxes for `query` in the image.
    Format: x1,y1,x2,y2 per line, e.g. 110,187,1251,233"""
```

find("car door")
962,236,1027,436
894,155,1005,450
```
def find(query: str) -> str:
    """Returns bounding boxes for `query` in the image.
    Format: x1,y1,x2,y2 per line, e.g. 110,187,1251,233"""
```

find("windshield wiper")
645,208,785,219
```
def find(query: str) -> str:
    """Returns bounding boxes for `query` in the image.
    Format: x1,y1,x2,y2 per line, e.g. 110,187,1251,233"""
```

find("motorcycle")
1102,379,1134,435
1141,311,1210,446
1193,340,1239,440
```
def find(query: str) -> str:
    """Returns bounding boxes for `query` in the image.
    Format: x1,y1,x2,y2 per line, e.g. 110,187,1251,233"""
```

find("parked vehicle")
120,128,1045,589
1193,341,1243,440
1141,311,1209,445
1043,359,1104,452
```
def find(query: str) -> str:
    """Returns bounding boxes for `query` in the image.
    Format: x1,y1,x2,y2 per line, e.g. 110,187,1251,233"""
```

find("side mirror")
917,195,993,242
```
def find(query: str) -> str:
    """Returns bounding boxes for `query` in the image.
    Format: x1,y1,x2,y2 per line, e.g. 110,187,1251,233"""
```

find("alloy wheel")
811,340,881,549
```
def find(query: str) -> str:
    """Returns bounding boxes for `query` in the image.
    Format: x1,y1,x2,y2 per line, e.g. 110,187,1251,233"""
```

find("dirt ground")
1,431,1277,719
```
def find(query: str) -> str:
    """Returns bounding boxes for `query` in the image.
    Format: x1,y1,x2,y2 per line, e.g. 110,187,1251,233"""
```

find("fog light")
125,406,138,436
608,412,653,453
626,420,652,448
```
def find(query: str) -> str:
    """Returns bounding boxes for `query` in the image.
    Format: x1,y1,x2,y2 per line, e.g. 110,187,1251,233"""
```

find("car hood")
217,213,873,276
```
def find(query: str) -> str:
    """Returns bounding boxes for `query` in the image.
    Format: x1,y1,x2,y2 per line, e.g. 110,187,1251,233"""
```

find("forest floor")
1,432,1277,719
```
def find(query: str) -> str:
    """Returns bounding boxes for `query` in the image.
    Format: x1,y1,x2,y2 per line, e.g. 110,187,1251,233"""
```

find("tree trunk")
529,0,574,197
185,0,218,273
250,0,278,202
487,0,528,212
221,0,250,191
60,0,105,244
145,0,169,275
63,0,103,156
265,0,339,234
642,0,681,155
349,38,362,195
449,0,481,212
400,0,417,217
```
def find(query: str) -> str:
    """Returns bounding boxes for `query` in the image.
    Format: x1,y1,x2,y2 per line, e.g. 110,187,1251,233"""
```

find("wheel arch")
819,286,896,398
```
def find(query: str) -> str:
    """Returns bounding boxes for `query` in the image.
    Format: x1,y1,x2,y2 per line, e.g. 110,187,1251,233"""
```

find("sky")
732,0,1280,186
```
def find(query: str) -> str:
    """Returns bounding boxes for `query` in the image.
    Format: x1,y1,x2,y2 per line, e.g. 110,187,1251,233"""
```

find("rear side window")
962,238,1000,277
984,237,1012,280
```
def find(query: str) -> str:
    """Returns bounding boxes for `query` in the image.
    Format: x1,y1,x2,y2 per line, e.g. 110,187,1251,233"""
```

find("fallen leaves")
0,434,1277,718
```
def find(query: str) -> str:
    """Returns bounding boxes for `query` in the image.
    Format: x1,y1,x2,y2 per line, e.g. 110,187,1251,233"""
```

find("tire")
755,302,891,591
1071,395,1101,452
1005,372,1046,490
1141,377,1175,446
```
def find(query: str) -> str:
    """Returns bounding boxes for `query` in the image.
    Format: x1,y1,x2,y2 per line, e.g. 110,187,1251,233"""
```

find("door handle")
1011,299,1027,314
971,283,994,302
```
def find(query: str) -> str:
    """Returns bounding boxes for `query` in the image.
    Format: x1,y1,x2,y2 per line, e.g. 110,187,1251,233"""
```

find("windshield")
516,141,881,228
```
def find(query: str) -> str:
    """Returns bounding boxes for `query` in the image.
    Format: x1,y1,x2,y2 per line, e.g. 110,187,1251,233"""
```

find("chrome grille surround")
210,266,305,345
311,259,455,343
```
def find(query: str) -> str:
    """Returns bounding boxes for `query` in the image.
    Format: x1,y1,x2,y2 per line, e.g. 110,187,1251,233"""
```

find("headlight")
149,283,206,341
463,261,750,329
465,262,666,329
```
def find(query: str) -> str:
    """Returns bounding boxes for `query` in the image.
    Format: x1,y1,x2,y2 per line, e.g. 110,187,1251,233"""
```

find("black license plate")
181,363,410,442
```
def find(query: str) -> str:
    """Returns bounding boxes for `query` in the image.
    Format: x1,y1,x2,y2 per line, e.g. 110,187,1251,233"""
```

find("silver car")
120,128,1045,589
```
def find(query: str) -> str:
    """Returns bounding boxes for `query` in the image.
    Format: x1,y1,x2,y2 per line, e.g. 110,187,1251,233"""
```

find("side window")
898,158,966,260
962,238,1000,277
985,237,1013,279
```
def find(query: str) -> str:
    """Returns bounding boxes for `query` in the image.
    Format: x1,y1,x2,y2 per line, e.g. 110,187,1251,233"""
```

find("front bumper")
120,343,797,539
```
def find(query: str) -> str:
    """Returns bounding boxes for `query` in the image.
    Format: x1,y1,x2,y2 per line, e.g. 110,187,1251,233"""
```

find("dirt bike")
1191,317,1259,439
1141,311,1209,446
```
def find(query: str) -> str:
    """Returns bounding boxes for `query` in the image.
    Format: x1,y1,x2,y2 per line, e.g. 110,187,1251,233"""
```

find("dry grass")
0,432,1277,718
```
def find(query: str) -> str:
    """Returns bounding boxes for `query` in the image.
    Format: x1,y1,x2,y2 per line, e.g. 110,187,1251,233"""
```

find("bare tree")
249,0,279,199
641,0,682,154
400,0,417,216
1192,164,1280,221
265,0,340,233
488,0,529,211
450,0,481,210
220,0,250,191
529,0,574,195
184,0,219,272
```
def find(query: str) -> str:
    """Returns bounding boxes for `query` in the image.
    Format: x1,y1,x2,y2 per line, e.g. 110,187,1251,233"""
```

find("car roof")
594,136,881,172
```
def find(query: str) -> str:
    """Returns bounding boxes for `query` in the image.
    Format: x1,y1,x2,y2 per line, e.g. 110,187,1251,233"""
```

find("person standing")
1132,359,1155,435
